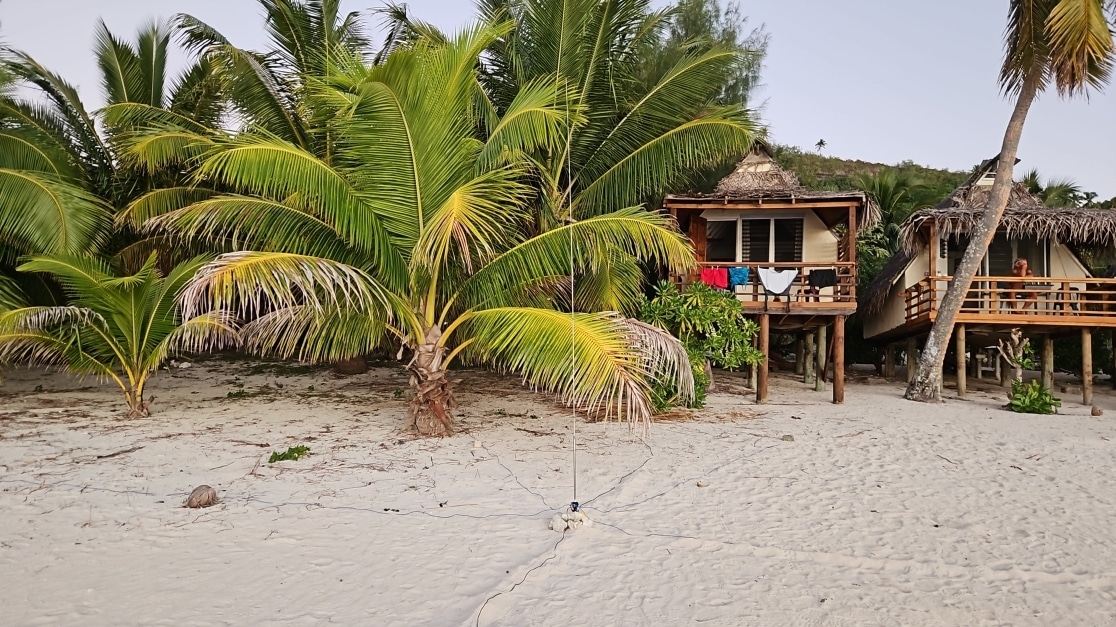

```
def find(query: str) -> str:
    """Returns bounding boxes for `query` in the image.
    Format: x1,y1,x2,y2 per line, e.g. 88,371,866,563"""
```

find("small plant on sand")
269,445,310,463
0,255,237,416
1010,379,1061,414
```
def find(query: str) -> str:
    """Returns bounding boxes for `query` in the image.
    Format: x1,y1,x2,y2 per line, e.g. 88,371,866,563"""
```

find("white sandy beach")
2,359,1116,626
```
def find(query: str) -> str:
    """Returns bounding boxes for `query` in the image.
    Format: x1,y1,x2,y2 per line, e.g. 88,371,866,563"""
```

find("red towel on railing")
699,267,729,289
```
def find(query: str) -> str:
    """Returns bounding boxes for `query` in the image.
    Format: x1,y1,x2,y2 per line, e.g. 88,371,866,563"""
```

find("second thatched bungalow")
860,156,1116,403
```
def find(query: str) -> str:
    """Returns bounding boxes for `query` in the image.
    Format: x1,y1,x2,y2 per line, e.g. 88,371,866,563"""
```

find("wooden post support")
973,348,983,380
794,336,805,376
1042,336,1055,390
757,314,770,403
804,331,817,385
883,345,895,379
815,325,827,392
1082,327,1093,406
1000,354,1011,388
906,336,917,383
833,316,846,404
1107,330,1116,388
955,324,966,398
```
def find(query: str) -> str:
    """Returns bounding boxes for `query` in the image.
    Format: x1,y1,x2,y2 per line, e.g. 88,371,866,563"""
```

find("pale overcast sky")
2,0,1113,198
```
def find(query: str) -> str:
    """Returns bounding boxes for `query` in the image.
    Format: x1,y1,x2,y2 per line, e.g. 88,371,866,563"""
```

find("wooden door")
689,216,708,261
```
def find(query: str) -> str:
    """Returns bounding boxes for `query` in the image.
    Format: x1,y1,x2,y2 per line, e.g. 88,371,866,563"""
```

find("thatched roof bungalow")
663,143,878,405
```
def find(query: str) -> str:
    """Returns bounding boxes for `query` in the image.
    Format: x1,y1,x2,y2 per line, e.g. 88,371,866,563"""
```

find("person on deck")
1008,258,1037,311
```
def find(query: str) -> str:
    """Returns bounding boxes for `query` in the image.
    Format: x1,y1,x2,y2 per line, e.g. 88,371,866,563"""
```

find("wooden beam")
955,324,966,398
847,204,857,266
1000,353,1011,388
833,316,846,404
815,325,827,392
906,336,917,383
803,331,816,385
1042,336,1054,390
1082,327,1093,406
757,314,770,403
883,344,895,379
794,336,805,376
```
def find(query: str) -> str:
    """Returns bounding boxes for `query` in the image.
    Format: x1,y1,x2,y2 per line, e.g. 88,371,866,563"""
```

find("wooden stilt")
955,324,966,398
906,336,917,383
883,345,895,379
815,325,827,392
833,316,846,404
1042,336,1054,390
1000,354,1011,388
794,336,805,376
994,351,1002,382
973,348,983,380
1083,327,1093,406
804,331,817,385
757,314,770,403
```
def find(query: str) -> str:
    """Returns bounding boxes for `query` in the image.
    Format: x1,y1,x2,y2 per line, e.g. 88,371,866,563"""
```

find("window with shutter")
773,219,803,262
742,219,770,263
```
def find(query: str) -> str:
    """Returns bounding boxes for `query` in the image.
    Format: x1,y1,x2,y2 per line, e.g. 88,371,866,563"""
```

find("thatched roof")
859,156,1116,317
667,143,881,228
713,145,803,195
900,186,1116,253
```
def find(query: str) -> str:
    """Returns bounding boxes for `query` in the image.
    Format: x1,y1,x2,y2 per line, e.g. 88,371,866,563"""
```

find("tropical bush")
1009,379,1061,415
639,281,763,407
0,255,237,416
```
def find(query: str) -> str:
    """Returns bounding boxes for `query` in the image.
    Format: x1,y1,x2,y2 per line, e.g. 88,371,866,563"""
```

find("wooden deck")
905,275,1116,330
683,261,857,320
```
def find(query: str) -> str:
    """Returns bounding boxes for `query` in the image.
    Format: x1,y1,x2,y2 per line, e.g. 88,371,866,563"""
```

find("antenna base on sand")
549,503,592,532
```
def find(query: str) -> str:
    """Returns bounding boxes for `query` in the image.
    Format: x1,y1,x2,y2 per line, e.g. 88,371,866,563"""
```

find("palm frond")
458,207,695,307
1045,0,1115,95
178,251,395,322
454,307,654,425
574,106,758,216
0,169,110,255
240,304,387,362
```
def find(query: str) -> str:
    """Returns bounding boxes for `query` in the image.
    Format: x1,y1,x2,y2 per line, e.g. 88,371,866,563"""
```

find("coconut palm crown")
123,24,696,435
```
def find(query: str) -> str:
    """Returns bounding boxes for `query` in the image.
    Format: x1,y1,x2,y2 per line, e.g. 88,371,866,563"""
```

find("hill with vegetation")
768,145,970,202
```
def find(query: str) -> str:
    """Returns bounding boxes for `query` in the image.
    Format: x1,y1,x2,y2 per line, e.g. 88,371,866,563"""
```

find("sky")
1,0,1113,199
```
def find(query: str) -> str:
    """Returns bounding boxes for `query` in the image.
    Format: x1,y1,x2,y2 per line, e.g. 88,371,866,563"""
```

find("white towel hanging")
758,267,798,295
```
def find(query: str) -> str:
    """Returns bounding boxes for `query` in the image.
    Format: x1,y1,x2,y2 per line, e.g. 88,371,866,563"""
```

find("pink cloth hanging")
699,267,729,289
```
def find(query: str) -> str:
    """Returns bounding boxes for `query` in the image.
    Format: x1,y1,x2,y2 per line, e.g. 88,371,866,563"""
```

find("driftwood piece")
996,328,1030,384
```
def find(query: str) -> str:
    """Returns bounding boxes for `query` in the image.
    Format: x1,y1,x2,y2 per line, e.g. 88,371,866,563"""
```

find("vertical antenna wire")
556,29,577,507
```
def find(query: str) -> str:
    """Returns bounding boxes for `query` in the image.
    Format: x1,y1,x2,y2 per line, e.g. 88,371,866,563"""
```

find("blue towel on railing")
728,266,750,288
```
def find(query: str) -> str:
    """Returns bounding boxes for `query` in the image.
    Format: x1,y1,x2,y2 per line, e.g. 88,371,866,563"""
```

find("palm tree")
123,25,696,435
0,255,238,416
463,0,758,313
814,138,826,153
1021,168,1085,207
905,0,1114,402
0,19,221,281
854,170,931,255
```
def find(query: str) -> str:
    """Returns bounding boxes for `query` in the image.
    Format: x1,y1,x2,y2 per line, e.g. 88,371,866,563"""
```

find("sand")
2,358,1116,626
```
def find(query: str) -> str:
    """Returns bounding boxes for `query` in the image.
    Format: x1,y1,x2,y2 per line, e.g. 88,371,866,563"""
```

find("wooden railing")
683,261,857,305
905,275,1116,322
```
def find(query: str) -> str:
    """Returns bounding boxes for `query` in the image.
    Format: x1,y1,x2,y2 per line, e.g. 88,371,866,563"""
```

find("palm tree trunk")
904,72,1042,402
405,325,457,436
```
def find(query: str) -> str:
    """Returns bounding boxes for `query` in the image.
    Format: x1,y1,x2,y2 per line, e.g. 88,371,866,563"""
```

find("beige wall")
863,251,931,340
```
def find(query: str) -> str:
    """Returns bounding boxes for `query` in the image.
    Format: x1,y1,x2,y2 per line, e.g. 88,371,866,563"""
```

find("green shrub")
639,282,763,411
268,445,311,463
651,346,710,411
639,281,764,371
1009,380,1061,415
